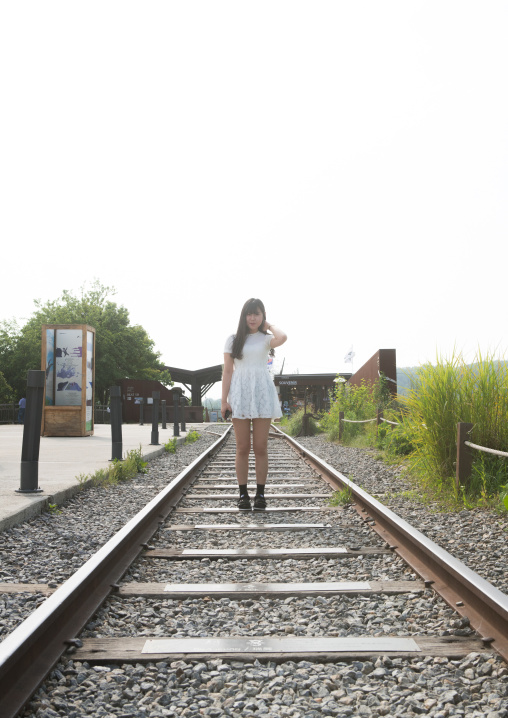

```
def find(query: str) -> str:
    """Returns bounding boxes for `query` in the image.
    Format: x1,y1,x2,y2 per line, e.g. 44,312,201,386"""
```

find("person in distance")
222,298,287,511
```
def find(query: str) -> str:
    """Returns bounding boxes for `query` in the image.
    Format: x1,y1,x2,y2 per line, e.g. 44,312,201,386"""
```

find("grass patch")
329,485,354,506
164,438,177,453
76,446,148,489
184,430,200,444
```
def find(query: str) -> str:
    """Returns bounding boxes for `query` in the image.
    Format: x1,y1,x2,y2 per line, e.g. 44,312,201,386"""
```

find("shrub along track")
1,425,508,718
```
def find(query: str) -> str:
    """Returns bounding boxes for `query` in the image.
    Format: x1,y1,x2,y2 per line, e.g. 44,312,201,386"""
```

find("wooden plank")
166,523,333,531
0,583,54,596
201,471,308,476
193,483,314,489
145,547,389,559
74,636,492,663
185,493,332,500
174,506,342,514
118,579,426,598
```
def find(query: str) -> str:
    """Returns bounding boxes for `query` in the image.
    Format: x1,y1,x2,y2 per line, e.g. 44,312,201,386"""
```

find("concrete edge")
0,435,189,533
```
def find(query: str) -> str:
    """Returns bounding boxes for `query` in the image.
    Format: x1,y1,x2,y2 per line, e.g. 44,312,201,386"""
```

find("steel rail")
0,426,231,718
274,426,508,663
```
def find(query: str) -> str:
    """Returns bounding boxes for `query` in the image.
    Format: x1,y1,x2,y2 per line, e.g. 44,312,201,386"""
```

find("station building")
116,379,202,423
274,373,352,414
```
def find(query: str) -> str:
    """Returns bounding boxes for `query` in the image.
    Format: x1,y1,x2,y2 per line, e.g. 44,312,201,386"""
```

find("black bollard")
17,370,45,493
161,400,167,429
180,396,186,433
150,391,160,445
110,386,123,461
173,391,180,437
139,398,144,425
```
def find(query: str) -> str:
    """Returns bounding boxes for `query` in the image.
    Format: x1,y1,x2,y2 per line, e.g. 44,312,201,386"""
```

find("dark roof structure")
165,365,223,406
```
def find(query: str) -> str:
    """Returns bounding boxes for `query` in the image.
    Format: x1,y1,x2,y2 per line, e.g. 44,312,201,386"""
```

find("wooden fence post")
339,411,344,441
376,410,383,436
456,422,473,490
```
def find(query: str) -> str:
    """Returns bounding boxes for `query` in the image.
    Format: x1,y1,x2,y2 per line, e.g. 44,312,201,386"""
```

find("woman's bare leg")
252,418,272,486
232,418,251,487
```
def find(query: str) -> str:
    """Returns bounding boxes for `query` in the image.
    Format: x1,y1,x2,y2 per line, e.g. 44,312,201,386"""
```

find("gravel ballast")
2,431,507,717
0,430,225,642
297,437,508,596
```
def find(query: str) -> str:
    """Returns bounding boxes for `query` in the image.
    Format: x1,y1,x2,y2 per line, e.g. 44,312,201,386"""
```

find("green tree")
0,281,172,402
0,370,14,403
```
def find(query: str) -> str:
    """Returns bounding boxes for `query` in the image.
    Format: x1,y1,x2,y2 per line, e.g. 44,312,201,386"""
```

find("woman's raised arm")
265,322,287,349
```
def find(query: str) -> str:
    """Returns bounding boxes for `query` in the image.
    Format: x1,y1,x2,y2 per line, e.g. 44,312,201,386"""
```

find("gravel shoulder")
297,436,508,596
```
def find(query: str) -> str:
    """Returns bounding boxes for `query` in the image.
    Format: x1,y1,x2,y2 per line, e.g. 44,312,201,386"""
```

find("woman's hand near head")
265,322,287,349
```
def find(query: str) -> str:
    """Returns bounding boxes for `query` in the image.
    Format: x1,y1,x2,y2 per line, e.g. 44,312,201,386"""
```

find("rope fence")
456,423,508,488
338,410,401,440
464,441,508,459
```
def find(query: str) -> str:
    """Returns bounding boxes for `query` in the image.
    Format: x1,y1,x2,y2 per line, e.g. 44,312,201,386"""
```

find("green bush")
321,380,378,442
377,421,415,457
280,408,320,437
164,438,177,453
184,430,200,444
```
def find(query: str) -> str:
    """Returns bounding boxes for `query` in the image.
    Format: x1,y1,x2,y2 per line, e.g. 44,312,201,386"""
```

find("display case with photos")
41,324,95,436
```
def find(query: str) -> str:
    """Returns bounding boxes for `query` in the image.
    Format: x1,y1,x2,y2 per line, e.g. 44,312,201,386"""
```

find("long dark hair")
231,298,275,360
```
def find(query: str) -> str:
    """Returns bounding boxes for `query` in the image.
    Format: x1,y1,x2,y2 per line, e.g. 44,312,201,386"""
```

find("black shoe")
237,494,252,510
254,494,266,510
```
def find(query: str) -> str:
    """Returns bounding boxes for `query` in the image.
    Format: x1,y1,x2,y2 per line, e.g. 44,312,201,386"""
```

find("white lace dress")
224,332,282,419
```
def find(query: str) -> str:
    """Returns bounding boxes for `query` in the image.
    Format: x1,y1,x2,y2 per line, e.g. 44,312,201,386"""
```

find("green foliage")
0,280,172,402
0,370,14,403
164,438,177,453
47,503,62,515
76,447,148,488
321,380,379,442
184,430,200,444
329,485,353,506
468,453,508,507
500,485,508,512
377,421,415,457
280,407,320,437
401,350,508,499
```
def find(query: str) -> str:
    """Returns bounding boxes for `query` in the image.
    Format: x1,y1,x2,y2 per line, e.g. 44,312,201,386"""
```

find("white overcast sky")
1,2,507,398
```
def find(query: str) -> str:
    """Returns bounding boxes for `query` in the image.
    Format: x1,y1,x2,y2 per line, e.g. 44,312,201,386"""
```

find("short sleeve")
265,333,272,348
224,335,234,353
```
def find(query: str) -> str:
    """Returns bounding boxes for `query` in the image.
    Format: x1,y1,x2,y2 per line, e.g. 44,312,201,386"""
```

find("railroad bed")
1,426,508,718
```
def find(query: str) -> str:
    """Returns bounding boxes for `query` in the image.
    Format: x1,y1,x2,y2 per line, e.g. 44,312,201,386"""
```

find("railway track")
1,425,508,717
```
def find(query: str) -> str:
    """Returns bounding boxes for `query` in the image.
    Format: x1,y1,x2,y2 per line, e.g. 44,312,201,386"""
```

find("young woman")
222,298,287,510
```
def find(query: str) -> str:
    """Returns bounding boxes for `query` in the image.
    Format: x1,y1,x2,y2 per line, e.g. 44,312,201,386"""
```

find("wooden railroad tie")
173,506,344,514
118,579,425,598
73,635,492,663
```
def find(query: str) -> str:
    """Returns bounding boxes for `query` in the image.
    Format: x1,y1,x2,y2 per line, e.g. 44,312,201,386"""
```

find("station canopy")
165,365,222,407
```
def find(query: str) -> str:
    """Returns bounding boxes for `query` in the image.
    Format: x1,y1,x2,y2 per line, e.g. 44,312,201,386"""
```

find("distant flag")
344,347,355,364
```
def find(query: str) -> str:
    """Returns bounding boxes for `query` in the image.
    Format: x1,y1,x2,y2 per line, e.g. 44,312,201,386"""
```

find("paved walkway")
0,422,220,531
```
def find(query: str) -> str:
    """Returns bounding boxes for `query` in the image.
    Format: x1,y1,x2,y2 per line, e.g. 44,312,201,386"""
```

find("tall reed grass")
401,351,508,494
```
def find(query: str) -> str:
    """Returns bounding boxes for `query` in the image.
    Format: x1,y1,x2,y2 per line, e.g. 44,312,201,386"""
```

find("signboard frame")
41,324,96,436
